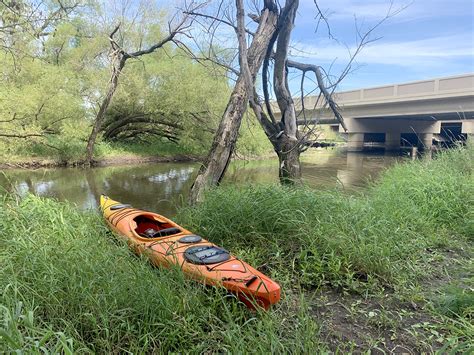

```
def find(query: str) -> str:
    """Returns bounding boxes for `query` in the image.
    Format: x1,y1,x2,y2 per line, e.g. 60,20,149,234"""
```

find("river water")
0,149,403,216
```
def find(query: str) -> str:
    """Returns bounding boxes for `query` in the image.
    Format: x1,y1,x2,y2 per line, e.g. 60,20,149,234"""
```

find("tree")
0,38,87,144
189,0,279,203
0,0,106,150
189,0,398,202
84,2,201,165
100,52,230,146
0,1,231,162
249,0,346,184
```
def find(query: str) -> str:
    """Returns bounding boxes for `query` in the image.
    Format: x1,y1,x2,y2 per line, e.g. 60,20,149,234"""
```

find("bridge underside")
297,107,474,151
341,113,474,151
297,113,474,151
290,74,474,151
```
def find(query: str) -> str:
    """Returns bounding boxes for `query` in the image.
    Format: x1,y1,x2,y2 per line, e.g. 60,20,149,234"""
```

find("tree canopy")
0,0,234,161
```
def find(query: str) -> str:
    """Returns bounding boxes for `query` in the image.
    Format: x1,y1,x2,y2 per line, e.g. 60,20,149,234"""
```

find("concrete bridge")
283,73,474,151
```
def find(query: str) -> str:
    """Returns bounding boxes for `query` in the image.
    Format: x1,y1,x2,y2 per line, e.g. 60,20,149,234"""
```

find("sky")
289,0,474,90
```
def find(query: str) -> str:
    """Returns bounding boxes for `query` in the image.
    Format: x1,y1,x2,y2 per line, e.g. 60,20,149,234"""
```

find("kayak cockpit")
133,214,182,238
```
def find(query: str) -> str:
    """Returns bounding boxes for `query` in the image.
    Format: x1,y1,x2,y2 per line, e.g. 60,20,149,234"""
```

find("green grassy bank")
0,139,205,168
0,116,275,168
0,123,340,168
1,146,472,352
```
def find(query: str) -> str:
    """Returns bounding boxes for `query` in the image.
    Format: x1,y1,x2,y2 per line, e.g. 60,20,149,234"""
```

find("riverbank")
0,151,286,169
0,140,207,169
0,153,203,169
1,145,472,352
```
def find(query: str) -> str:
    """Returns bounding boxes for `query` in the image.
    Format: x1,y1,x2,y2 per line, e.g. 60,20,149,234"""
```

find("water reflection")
335,152,397,190
0,149,402,216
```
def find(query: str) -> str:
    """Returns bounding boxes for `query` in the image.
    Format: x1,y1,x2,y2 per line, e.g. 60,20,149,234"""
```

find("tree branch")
0,133,45,139
286,59,347,131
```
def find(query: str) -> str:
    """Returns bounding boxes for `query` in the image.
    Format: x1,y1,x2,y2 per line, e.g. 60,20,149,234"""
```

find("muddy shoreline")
0,154,203,170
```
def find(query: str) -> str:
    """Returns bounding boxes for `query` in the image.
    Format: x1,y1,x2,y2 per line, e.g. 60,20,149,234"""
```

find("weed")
0,195,322,353
1,145,472,352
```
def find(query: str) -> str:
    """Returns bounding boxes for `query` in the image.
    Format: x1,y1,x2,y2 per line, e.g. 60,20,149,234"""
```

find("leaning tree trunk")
189,75,249,203
84,14,191,166
189,0,278,204
251,0,346,185
85,55,126,166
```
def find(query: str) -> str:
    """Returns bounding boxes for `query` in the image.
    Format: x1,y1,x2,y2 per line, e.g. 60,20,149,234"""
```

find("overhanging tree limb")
0,133,45,138
286,60,347,131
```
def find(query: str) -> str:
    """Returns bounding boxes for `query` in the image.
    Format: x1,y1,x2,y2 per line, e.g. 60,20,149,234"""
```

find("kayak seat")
141,227,181,238
134,215,181,238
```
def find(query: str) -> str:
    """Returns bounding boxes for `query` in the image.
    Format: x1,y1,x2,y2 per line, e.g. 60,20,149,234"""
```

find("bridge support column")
347,133,364,151
419,133,433,150
385,132,400,151
462,122,474,143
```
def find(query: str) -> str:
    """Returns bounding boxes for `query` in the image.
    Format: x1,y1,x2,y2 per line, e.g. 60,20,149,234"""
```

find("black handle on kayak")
245,276,258,287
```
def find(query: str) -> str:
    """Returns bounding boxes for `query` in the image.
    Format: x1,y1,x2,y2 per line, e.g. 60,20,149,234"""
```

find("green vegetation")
176,145,473,351
1,146,472,352
179,146,472,289
0,2,275,166
0,45,230,164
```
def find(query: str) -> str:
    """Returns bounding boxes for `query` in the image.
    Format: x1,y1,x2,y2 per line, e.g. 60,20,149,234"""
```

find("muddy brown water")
0,149,403,216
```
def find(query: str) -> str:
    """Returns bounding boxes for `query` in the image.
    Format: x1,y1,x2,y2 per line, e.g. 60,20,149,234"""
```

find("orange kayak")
100,195,281,310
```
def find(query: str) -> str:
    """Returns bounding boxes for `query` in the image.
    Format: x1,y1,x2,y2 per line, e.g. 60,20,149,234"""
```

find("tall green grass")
177,145,473,349
178,146,473,291
0,196,321,353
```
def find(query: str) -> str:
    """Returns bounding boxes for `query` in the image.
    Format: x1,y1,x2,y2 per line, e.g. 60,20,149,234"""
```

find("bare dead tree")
248,0,402,184
267,0,301,183
185,0,402,199
188,0,279,204
84,4,201,166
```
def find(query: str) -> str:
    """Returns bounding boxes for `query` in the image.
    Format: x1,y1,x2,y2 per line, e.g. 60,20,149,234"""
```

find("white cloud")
299,0,472,23
292,1,473,88
297,0,415,24
290,33,474,68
